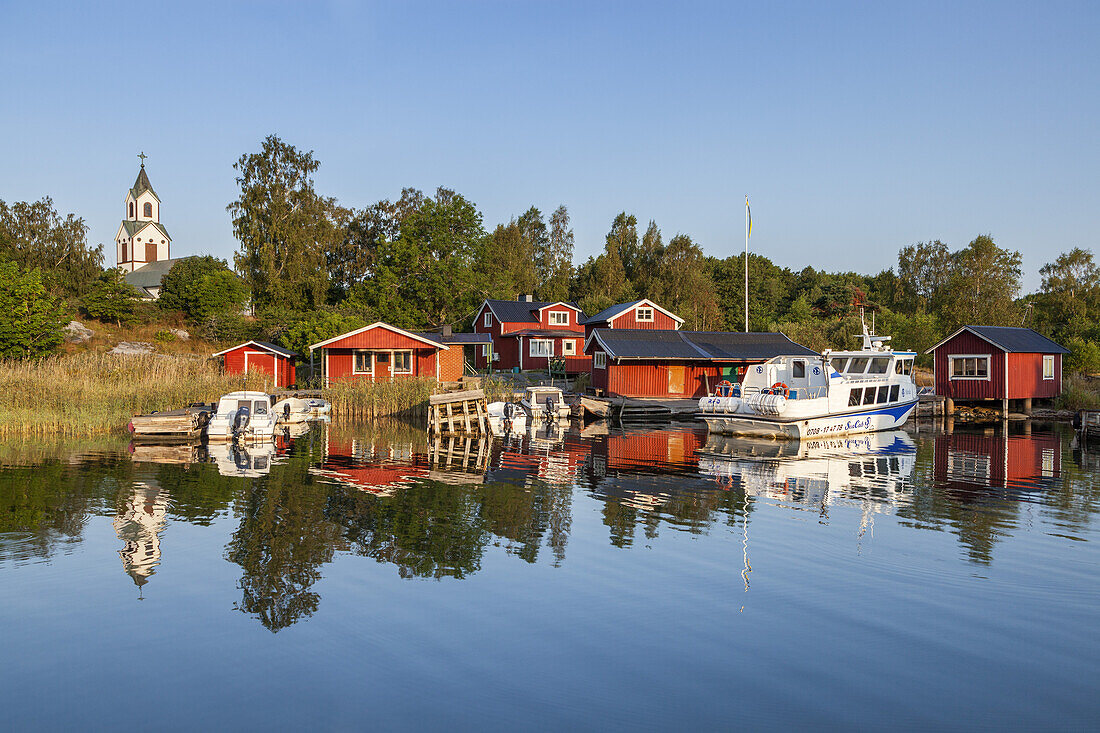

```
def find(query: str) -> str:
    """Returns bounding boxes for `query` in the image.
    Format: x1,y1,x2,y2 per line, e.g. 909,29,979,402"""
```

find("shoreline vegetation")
0,352,518,437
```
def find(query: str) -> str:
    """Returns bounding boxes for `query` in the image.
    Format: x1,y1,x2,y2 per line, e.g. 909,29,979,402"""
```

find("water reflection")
0,421,1097,630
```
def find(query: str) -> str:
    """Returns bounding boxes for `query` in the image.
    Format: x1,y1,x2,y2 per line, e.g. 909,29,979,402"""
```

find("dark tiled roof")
503,329,583,338
130,165,157,199
960,326,1069,354
581,300,646,325
123,257,188,291
588,329,817,360
120,220,171,240
416,331,494,344
484,299,585,324
252,341,298,358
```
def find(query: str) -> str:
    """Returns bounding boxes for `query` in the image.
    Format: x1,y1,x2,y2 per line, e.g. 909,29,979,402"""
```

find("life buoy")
715,380,733,397
770,382,789,398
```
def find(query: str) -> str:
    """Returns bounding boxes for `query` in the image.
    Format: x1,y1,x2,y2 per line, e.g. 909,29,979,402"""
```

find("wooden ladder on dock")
428,389,489,436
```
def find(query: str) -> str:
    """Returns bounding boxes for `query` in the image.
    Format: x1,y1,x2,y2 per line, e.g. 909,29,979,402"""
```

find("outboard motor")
232,405,251,439
283,401,292,420
544,396,556,420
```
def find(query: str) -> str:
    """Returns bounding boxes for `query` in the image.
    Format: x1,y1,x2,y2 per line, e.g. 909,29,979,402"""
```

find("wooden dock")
128,404,213,442
428,389,489,436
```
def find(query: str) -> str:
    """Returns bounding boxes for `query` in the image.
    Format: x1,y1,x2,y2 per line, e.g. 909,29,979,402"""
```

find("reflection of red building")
933,430,1061,491
311,433,430,495
587,428,706,478
487,429,590,486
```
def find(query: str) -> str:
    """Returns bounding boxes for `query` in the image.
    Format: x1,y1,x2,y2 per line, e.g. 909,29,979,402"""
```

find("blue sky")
2,1,1097,292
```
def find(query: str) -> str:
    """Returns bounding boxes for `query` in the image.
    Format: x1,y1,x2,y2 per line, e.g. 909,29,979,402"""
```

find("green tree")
482,220,536,298
351,187,487,329
0,197,103,298
326,188,424,298
1032,248,1100,342
157,256,248,323
228,135,345,311
80,268,136,326
654,233,723,330
940,234,1022,329
280,310,369,361
897,240,951,313
540,205,575,303
0,261,67,358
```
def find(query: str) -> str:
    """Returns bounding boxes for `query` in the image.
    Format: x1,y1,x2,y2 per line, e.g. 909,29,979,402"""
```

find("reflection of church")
113,482,170,595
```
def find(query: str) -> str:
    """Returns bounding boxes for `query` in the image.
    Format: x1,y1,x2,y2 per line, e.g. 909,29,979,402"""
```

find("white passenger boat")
521,386,571,421
698,322,918,439
273,396,332,423
207,391,279,441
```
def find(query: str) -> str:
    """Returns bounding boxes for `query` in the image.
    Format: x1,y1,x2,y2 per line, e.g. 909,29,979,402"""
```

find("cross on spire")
138,151,147,167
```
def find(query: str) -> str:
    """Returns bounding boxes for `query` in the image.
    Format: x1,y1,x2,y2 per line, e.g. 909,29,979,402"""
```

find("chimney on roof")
442,324,452,338
518,294,533,302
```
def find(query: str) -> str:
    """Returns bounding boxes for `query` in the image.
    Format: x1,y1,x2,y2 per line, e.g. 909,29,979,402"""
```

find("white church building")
116,157,183,299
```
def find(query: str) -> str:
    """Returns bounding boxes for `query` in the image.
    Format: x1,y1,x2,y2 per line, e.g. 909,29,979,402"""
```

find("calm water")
1,420,1098,730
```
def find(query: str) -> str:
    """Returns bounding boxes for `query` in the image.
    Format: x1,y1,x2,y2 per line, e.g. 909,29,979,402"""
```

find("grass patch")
0,352,266,437
1055,373,1100,411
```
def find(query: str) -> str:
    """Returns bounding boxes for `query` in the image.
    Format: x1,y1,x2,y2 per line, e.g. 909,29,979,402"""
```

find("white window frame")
483,312,492,327
530,339,553,358
562,340,576,356
392,350,413,375
353,350,373,375
548,310,570,326
594,351,606,369
481,344,490,357
636,307,654,322
949,354,991,381
1043,354,1055,380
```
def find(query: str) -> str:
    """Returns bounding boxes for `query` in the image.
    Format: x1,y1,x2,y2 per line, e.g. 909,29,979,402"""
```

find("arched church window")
143,202,152,217
129,202,134,218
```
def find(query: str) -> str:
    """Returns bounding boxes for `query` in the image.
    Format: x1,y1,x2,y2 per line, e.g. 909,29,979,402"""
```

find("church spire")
131,154,155,198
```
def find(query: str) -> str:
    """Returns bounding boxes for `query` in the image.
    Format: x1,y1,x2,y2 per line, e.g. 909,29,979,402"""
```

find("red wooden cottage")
581,298,684,339
926,326,1069,413
933,429,1060,492
309,322,466,387
472,296,588,373
584,329,816,398
213,340,297,388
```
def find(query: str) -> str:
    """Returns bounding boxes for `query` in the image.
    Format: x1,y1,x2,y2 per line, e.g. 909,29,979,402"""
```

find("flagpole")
744,195,749,333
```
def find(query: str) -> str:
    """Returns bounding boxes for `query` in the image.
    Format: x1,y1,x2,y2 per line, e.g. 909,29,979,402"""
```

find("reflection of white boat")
521,386,571,421
273,396,331,423
699,430,917,513
698,316,918,439
207,441,279,477
207,391,279,441
487,401,527,436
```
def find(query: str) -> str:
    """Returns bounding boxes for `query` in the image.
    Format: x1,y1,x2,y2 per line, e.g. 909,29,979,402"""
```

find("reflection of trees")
225,450,344,632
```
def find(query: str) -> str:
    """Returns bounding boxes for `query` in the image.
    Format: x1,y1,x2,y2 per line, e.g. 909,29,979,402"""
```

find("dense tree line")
2,133,1098,373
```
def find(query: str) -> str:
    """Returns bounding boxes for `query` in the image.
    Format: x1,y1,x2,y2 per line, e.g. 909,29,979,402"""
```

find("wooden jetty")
428,435,489,481
129,403,213,442
428,389,489,436
1078,410,1100,441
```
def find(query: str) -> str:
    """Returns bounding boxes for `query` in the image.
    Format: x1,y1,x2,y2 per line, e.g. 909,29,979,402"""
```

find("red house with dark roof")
926,326,1069,412
213,340,297,388
310,322,481,387
472,296,588,372
584,329,817,398
581,299,684,339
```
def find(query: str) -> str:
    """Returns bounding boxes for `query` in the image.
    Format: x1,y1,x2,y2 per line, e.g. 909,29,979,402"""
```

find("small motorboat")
273,396,332,423
521,386,571,421
486,401,528,436
207,391,279,441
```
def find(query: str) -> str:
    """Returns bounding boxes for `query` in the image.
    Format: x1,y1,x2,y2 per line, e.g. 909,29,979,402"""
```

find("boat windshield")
869,357,890,374
849,357,870,373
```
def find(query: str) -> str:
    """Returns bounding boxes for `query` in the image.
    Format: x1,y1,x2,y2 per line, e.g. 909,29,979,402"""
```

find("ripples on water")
1,420,1098,729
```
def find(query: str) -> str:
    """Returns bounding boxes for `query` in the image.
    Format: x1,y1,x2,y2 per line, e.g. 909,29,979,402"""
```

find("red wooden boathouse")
926,326,1069,412
585,329,817,398
213,340,297,388
309,322,467,387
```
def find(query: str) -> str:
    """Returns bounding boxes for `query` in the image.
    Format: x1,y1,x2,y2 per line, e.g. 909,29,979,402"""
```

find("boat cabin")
734,350,919,409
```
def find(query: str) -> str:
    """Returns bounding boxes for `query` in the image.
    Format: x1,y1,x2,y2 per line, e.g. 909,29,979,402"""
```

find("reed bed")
324,378,438,421
0,352,265,437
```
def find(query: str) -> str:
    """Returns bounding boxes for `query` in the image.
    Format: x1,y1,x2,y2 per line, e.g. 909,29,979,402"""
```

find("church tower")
114,154,172,272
